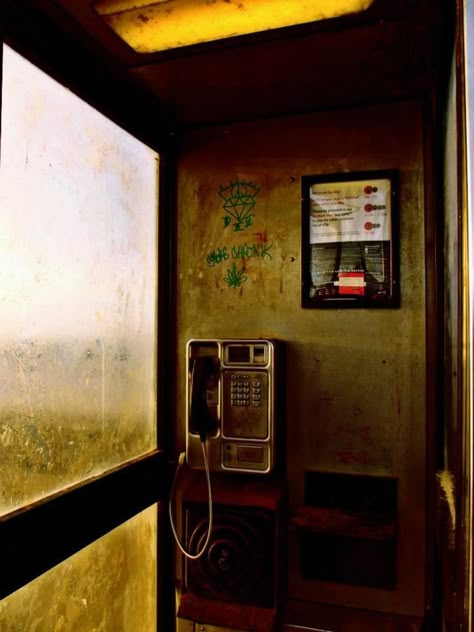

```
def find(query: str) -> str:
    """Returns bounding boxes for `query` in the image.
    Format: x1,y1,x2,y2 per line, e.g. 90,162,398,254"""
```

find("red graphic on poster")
337,272,366,295
364,185,378,195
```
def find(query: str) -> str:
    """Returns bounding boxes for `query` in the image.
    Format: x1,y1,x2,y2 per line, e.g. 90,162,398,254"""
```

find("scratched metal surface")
175,100,426,616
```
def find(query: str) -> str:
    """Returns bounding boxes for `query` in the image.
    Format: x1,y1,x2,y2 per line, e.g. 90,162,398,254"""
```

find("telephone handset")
170,356,215,560
189,356,218,442
170,338,281,560
186,338,283,474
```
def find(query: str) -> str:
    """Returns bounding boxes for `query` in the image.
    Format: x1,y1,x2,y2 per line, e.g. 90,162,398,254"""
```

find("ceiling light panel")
93,0,374,53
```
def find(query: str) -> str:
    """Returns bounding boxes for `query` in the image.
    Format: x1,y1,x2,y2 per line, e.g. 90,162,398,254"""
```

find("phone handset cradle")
189,356,217,441
168,357,214,560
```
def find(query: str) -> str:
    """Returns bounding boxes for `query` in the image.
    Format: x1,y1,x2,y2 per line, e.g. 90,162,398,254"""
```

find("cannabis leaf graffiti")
223,263,248,288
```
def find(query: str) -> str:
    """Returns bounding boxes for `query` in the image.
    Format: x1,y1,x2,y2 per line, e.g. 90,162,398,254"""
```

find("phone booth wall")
174,101,427,627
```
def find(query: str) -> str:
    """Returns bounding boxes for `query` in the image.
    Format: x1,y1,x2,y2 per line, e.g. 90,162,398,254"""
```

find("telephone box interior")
0,1,460,631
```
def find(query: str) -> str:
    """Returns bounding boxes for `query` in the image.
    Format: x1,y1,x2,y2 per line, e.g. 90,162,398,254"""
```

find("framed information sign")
301,169,399,308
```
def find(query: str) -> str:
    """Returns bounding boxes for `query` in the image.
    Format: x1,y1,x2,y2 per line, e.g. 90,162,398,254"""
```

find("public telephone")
186,338,283,474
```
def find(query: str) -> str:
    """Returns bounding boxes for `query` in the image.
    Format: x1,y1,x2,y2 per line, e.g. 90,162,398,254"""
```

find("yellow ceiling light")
93,0,374,54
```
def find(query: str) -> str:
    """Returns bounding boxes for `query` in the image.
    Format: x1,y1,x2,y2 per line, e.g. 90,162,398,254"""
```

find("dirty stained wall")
175,100,426,616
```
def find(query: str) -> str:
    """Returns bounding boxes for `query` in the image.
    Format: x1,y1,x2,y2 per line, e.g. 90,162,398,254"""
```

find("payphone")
186,338,283,474
173,339,286,629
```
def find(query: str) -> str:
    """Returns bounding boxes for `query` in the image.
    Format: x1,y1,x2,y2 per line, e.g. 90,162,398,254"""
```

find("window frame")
0,7,175,629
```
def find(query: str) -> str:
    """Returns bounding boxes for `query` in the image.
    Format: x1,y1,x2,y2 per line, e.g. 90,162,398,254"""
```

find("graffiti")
223,263,248,288
206,247,230,266
232,242,272,260
203,178,270,288
218,179,260,232
207,242,273,267
224,214,254,231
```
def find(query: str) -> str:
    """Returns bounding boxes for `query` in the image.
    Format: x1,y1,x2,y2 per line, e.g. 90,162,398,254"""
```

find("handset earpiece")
190,356,218,442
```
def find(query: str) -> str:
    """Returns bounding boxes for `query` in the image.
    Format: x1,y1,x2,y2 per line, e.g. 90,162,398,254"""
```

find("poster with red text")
302,172,399,308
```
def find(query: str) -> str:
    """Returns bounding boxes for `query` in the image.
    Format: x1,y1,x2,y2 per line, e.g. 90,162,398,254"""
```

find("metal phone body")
186,338,282,474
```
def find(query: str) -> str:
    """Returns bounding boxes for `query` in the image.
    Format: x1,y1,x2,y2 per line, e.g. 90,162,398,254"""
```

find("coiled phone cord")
168,441,213,560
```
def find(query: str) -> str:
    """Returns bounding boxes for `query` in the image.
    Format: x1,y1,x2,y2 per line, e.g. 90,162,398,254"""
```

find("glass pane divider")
0,450,166,600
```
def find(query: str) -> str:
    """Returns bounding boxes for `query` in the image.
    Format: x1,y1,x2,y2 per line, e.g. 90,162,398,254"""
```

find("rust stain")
335,422,375,448
253,231,267,243
359,425,374,446
197,182,214,210
331,450,370,466
318,390,335,402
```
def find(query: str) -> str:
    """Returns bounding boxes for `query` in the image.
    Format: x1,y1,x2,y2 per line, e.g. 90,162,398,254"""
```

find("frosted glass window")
0,504,158,632
0,45,158,514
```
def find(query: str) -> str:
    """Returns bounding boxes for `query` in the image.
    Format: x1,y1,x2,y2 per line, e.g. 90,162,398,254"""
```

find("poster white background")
309,178,391,244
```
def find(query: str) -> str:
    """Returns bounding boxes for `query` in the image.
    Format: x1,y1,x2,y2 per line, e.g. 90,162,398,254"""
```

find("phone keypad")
223,370,268,439
230,374,262,407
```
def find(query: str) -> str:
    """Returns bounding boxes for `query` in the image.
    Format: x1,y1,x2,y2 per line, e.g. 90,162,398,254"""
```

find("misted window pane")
0,504,158,631
0,45,158,514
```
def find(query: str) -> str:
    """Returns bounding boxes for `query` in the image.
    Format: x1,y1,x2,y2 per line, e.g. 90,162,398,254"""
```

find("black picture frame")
301,169,400,308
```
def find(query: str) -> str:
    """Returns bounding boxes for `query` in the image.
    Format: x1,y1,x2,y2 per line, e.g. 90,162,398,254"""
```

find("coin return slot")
237,445,264,464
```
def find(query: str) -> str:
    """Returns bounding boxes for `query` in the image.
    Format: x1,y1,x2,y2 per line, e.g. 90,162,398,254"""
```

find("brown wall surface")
174,100,426,617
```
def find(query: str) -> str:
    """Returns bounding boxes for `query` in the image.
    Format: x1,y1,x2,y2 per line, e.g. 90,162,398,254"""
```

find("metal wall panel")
175,100,426,616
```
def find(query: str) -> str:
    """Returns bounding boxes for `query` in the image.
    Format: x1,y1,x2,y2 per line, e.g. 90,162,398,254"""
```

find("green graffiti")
223,263,248,288
206,242,273,267
206,247,230,266
231,242,273,260
218,179,260,232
